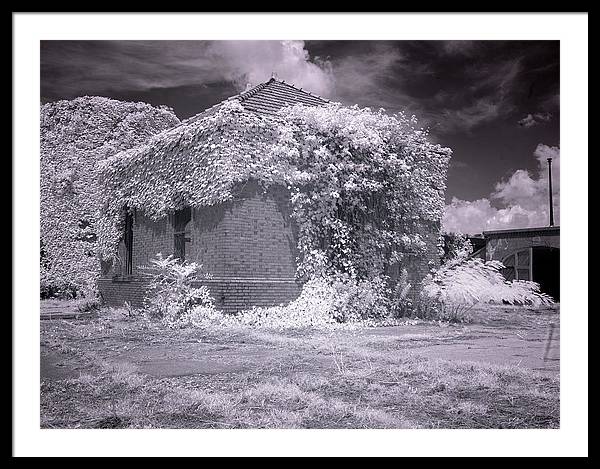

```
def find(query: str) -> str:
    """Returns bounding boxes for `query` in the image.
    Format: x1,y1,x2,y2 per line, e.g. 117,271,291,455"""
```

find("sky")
40,40,560,235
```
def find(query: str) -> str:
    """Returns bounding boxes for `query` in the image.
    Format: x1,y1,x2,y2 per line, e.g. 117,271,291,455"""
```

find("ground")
40,303,559,429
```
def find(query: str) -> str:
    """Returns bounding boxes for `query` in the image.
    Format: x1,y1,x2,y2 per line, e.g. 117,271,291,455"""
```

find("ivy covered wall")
97,98,451,308
41,96,180,298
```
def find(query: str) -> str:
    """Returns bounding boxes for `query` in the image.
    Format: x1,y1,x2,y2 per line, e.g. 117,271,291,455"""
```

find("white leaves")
94,100,451,290
41,97,180,295
422,258,555,306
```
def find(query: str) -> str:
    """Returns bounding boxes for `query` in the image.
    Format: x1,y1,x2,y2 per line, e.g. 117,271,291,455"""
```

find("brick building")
98,78,443,312
99,180,302,312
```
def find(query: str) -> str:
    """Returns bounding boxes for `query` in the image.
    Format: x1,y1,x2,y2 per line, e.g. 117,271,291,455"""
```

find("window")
172,207,192,261
123,211,134,276
501,248,532,281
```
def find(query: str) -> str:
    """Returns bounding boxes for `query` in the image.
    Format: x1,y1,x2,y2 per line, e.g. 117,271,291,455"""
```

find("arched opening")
501,246,560,301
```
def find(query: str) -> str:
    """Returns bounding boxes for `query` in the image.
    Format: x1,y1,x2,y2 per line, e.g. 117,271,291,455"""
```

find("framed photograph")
13,12,588,457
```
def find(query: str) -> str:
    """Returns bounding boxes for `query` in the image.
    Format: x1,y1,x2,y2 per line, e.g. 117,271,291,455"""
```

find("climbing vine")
97,99,451,284
40,97,180,297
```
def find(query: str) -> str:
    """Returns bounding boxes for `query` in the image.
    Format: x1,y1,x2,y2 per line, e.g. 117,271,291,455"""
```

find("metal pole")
547,157,555,227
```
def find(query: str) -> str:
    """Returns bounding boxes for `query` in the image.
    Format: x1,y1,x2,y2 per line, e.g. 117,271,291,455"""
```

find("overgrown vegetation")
97,100,451,304
184,275,392,330
138,254,392,330
441,232,473,265
136,251,553,329
40,97,180,298
40,304,560,429
420,258,554,323
139,254,214,324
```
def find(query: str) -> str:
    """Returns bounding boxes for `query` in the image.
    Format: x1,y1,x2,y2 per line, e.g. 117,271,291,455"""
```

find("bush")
40,280,80,300
388,268,413,317
322,274,391,323
421,257,554,313
171,274,393,330
415,299,474,324
140,254,215,325
441,232,473,266
40,97,180,299
76,297,102,313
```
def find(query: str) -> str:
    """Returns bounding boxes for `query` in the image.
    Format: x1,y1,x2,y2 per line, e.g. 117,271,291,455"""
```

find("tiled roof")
184,78,329,124
235,78,329,116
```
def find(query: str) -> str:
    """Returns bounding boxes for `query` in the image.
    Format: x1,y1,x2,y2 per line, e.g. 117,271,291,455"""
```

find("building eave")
483,226,560,237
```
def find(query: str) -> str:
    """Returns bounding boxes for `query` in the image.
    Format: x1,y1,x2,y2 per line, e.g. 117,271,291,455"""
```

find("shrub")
441,232,473,266
315,274,391,323
76,297,102,313
421,257,554,310
140,254,215,325
415,299,474,324
172,274,393,330
388,268,413,317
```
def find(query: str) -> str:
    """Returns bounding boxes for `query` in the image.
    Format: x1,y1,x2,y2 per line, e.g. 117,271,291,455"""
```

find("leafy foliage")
40,97,180,298
173,274,391,330
441,232,474,266
389,268,413,317
140,254,215,325
97,99,451,290
279,104,451,281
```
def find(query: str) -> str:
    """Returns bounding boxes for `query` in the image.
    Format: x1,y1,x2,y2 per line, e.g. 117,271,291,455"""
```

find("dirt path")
40,306,560,429
40,306,559,381
361,323,559,375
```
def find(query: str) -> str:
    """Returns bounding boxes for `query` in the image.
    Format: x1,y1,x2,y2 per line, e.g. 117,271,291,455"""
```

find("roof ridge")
179,76,327,127
235,79,273,102
268,77,329,103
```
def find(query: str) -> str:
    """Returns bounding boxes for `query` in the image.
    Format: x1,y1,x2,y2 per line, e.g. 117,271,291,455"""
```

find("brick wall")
98,181,442,310
187,182,297,278
98,181,301,311
97,276,301,314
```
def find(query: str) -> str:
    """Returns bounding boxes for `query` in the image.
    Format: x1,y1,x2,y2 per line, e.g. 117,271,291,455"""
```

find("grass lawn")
40,304,559,429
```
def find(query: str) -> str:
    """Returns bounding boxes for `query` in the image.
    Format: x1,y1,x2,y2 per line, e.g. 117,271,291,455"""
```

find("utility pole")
547,157,555,227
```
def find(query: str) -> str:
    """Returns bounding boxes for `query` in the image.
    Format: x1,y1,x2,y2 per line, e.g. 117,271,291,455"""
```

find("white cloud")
327,43,410,108
518,112,552,127
42,40,335,98
518,114,537,127
206,41,335,96
437,97,507,133
443,144,560,234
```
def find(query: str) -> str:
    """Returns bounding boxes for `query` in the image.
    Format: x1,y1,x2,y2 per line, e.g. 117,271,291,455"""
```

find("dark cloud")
41,40,334,101
40,40,560,224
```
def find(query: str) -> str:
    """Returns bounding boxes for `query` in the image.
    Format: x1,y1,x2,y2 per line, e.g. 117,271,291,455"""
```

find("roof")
183,77,329,124
483,226,560,237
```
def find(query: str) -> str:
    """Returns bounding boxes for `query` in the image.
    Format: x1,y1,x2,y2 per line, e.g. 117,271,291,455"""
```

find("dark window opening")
123,211,134,276
172,207,192,262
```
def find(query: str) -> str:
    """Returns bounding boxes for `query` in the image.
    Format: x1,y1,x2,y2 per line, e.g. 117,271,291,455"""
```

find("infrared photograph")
12,12,588,459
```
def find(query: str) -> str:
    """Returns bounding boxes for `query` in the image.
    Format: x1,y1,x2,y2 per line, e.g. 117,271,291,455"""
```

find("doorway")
501,246,560,301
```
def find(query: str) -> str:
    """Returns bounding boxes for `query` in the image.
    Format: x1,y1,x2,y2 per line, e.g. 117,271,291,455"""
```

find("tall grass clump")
420,257,554,322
